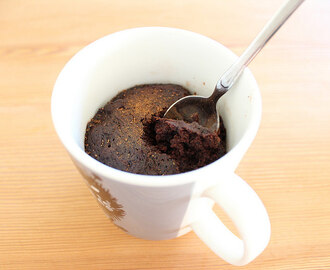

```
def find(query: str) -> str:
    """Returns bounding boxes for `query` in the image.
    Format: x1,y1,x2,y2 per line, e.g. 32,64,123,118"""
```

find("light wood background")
1,0,329,269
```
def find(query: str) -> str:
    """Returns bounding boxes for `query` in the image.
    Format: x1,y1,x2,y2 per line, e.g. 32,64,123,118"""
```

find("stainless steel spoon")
164,0,304,132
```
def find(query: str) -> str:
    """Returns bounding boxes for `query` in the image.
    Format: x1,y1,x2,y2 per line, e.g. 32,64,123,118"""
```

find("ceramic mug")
51,27,271,266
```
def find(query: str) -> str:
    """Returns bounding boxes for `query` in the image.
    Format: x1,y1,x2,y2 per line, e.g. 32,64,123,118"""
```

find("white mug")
51,27,271,266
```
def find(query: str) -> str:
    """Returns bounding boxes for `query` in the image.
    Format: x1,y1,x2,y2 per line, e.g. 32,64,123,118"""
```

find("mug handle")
190,173,271,266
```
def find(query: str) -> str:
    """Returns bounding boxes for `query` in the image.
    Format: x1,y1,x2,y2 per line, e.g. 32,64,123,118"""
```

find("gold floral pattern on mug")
76,166,126,222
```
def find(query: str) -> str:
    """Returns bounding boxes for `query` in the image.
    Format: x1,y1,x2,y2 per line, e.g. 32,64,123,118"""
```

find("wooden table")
1,0,329,269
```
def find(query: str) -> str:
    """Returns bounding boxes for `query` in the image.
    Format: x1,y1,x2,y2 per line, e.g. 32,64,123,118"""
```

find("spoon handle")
218,0,304,90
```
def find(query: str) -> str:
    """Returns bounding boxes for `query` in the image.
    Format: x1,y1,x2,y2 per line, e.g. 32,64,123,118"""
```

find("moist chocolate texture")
84,84,226,175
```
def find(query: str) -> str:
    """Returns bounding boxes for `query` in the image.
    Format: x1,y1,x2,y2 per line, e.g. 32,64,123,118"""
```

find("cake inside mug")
84,84,226,175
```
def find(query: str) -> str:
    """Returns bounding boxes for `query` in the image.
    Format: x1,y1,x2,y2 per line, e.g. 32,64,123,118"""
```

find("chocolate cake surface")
84,84,226,175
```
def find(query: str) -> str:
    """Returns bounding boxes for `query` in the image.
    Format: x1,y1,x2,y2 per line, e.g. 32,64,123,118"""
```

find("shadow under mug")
51,27,271,266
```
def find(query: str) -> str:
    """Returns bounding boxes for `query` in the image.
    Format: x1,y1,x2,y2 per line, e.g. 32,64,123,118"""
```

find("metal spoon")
164,0,304,132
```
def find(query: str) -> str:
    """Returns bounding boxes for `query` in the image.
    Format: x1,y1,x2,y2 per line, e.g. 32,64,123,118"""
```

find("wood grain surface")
1,0,329,269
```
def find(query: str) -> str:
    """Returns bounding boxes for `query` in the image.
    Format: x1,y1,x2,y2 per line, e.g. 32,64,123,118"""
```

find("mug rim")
51,26,262,187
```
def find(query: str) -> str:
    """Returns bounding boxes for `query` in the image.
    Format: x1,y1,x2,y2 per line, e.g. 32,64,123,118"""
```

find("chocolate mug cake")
84,84,226,175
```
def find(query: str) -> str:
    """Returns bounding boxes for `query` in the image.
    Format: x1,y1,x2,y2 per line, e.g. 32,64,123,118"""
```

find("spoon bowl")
164,95,219,132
